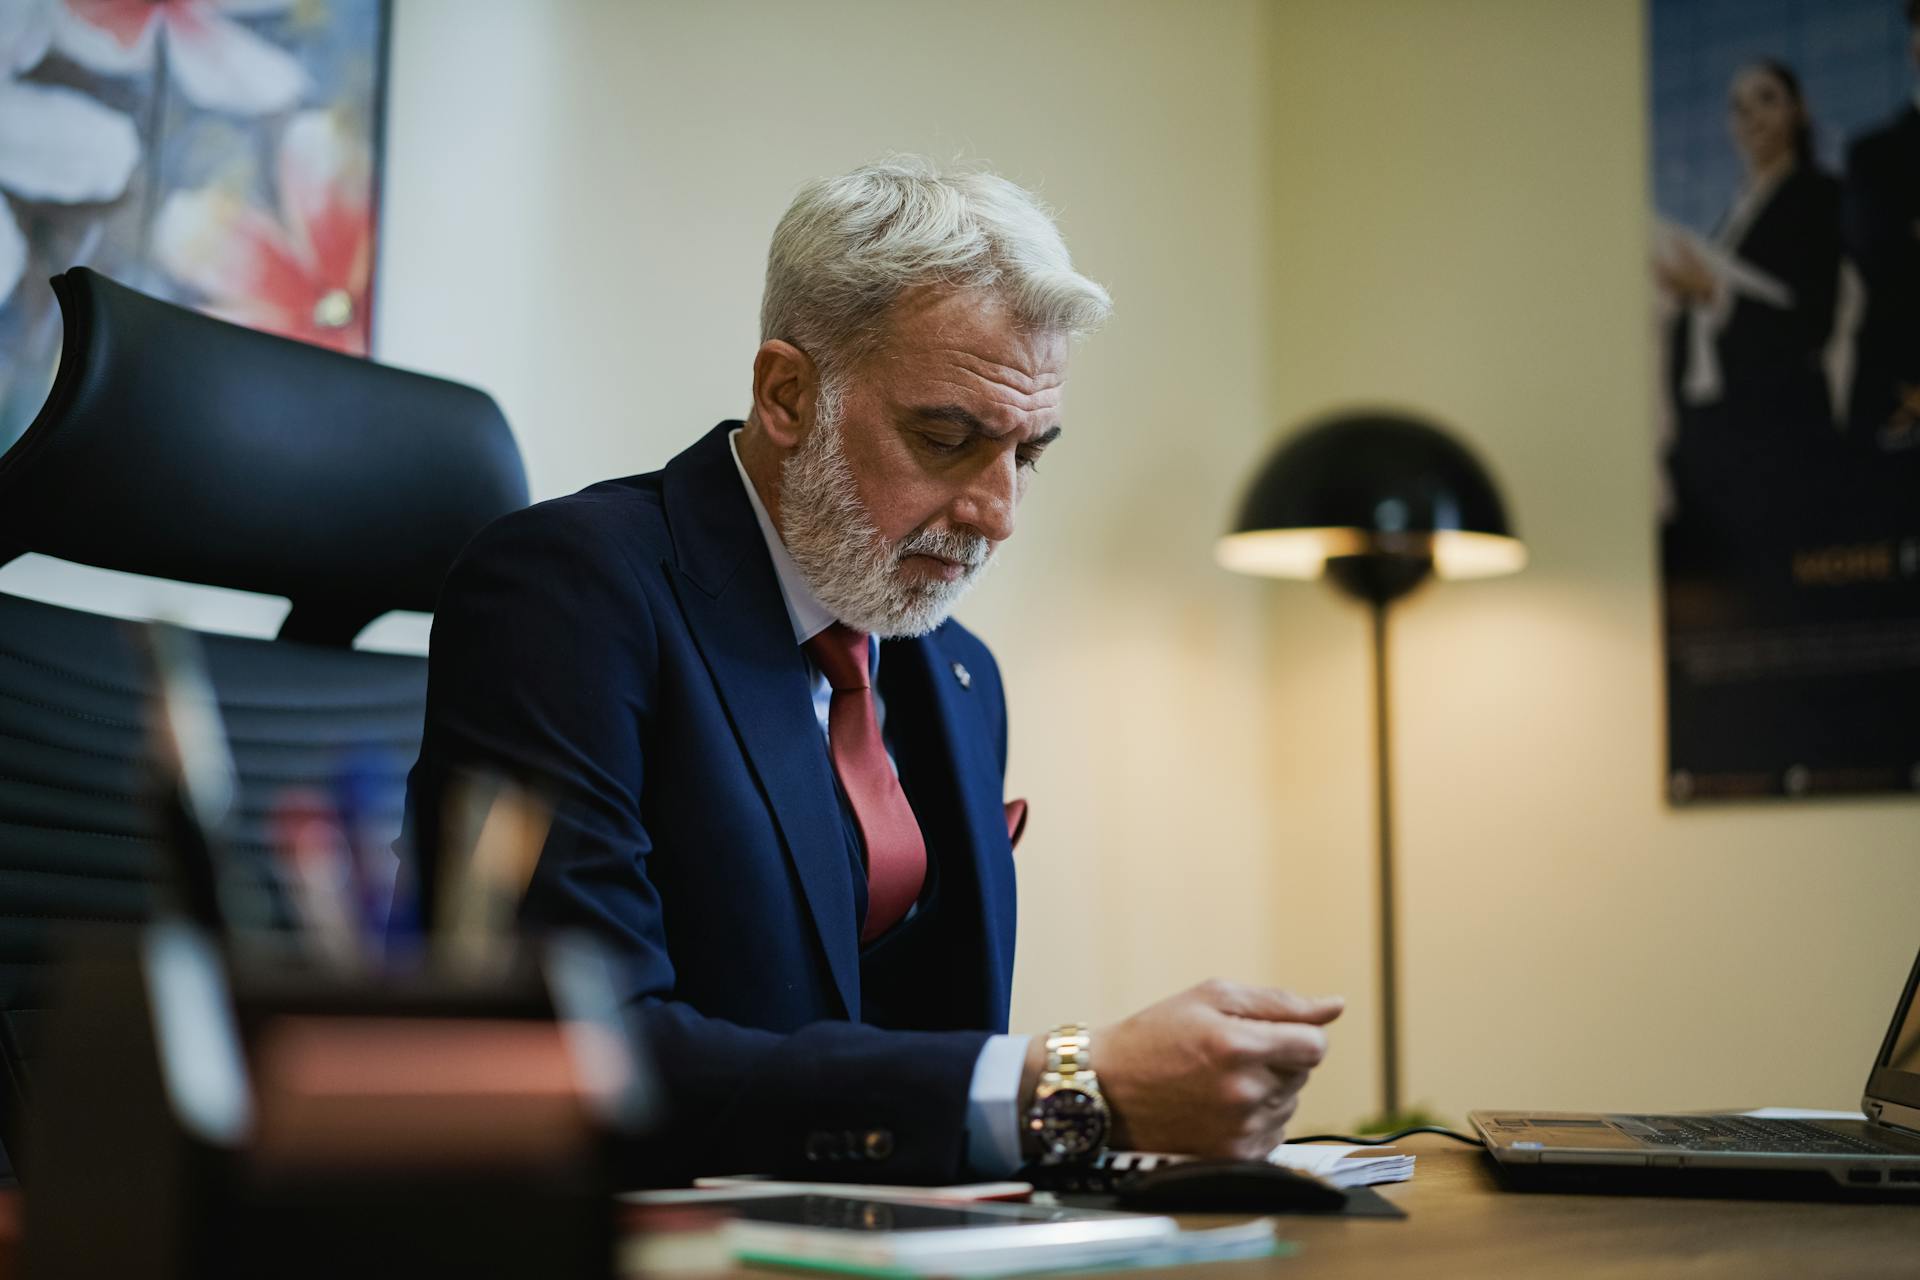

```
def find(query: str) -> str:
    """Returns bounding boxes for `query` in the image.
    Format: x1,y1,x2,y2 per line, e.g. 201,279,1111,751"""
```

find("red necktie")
806,623,928,942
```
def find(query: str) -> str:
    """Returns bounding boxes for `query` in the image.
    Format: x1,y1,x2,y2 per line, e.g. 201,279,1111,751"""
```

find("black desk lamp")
1218,410,1524,1123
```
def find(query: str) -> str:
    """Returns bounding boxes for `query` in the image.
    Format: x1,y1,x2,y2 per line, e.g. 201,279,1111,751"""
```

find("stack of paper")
1100,1142,1416,1190
1268,1142,1414,1188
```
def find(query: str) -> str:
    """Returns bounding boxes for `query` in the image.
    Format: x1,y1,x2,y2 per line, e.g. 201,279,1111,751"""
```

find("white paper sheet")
1269,1142,1414,1188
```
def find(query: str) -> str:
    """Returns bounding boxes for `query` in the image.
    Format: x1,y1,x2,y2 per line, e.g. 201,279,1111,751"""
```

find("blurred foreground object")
0,267,526,1171
26,920,652,1278
28,624,651,1277
1220,410,1524,1123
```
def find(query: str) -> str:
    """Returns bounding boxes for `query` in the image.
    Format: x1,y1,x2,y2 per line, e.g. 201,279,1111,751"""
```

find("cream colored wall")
6,0,1916,1134
1260,0,1920,1130
371,0,1299,1065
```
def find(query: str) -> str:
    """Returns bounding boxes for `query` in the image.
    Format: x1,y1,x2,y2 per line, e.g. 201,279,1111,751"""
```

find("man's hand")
1025,980,1344,1161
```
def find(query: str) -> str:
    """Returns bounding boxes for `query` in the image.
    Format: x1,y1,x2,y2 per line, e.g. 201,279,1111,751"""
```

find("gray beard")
777,401,993,638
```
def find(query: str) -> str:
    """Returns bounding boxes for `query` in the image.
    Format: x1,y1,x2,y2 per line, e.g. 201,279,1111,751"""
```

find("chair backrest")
0,268,529,1172
0,268,529,645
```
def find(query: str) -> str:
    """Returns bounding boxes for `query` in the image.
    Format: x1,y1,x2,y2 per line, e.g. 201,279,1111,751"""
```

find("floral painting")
0,0,389,451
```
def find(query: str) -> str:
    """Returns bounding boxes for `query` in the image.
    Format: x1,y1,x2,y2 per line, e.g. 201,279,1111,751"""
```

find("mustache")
895,526,993,570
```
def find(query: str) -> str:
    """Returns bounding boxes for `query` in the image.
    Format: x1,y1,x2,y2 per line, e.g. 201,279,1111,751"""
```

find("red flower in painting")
57,0,305,116
154,111,371,354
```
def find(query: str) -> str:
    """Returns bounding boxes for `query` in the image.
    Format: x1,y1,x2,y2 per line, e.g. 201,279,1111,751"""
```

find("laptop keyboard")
1617,1115,1903,1156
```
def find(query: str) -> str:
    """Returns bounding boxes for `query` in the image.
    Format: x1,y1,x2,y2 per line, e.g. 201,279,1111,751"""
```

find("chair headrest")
0,268,529,645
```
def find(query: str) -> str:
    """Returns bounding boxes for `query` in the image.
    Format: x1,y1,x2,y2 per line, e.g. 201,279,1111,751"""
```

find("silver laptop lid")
1864,945,1920,1137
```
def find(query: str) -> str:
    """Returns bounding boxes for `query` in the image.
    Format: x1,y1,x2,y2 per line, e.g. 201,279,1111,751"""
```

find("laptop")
1470,943,1920,1195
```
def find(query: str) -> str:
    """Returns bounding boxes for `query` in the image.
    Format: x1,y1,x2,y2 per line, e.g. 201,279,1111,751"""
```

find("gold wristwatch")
1026,1023,1111,1164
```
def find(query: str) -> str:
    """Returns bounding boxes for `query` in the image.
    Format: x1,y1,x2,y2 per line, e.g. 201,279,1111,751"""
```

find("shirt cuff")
964,1033,1032,1178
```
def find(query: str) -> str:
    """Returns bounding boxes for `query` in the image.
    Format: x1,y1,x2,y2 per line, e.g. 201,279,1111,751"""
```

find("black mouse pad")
1316,1185,1405,1218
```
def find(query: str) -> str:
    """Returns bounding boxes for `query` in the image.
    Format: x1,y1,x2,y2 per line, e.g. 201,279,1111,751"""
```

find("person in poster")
1843,0,1920,454
1656,60,1842,617
1659,63,1841,446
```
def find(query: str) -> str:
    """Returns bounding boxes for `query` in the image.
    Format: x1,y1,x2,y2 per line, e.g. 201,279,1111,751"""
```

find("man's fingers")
1199,979,1346,1026
1286,995,1346,1025
1213,1019,1330,1070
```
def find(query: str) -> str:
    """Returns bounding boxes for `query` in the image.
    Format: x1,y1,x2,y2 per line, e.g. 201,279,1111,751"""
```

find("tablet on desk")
711,1192,1187,1276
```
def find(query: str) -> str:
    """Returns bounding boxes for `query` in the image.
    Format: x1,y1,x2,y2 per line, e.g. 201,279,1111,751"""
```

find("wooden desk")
0,1137,1913,1278
1243,1135,1917,1278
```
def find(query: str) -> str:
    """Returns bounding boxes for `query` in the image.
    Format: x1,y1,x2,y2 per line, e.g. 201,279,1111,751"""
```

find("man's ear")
751,340,818,449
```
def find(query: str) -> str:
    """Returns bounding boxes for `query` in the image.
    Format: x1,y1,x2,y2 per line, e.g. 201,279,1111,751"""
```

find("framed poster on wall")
0,0,391,453
1650,0,1920,802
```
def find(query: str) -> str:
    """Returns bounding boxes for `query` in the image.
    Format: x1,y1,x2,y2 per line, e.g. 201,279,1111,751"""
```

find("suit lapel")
660,424,860,1019
885,631,1017,1032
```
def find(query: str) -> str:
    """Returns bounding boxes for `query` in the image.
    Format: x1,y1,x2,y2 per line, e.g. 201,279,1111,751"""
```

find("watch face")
1033,1087,1107,1158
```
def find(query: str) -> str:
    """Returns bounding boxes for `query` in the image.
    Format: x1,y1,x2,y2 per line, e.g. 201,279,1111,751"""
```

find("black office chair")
0,268,528,1172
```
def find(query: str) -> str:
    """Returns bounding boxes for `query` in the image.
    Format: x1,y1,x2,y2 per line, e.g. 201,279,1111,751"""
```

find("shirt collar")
729,427,838,646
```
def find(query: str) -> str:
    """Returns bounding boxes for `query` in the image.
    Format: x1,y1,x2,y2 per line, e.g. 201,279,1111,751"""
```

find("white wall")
9,0,1917,1134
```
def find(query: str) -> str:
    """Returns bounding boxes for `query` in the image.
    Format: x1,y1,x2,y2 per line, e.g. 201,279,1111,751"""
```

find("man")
1843,0,1920,449
408,159,1342,1186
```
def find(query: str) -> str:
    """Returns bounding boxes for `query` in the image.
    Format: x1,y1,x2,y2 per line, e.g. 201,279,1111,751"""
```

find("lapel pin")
951,661,972,690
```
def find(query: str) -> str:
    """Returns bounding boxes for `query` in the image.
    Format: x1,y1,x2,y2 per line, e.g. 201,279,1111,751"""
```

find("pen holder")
21,922,654,1279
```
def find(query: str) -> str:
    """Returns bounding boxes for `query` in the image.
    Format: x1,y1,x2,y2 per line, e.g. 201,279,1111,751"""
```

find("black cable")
1284,1125,1485,1148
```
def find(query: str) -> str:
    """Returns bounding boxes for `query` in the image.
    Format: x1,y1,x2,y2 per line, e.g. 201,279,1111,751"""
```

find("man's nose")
952,450,1019,544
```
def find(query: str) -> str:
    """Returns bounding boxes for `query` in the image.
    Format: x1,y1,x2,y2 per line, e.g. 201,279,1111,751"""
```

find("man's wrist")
1018,1035,1047,1161
1025,1023,1112,1165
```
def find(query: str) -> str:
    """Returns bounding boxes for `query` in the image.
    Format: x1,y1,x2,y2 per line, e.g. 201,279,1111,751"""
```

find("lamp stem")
1370,596,1401,1120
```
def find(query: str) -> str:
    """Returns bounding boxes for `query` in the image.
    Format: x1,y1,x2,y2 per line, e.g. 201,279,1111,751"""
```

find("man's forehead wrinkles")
918,368,1064,408
918,376,1062,420
916,346,1065,394
908,401,1063,435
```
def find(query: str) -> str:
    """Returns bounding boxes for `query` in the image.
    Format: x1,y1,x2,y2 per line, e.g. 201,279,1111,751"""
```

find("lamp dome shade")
1217,410,1524,585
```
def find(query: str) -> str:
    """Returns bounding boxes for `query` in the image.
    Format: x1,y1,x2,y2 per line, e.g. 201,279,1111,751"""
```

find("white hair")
760,156,1112,383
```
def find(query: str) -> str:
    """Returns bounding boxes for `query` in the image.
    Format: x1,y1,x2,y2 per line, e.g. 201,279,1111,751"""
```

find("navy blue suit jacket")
406,422,1020,1185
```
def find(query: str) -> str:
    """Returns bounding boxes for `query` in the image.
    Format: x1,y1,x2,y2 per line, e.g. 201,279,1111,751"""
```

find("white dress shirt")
727,430,1029,1176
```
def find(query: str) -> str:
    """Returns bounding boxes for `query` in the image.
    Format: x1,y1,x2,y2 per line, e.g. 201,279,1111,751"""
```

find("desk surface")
1238,1135,1917,1278
0,1136,1913,1278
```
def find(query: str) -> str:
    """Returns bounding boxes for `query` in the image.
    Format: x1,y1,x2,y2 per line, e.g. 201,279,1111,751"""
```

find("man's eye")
1017,448,1044,471
921,434,969,454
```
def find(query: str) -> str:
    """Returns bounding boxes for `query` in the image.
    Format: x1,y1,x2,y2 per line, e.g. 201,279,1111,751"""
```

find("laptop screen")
1889,994,1920,1076
1869,947,1920,1115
